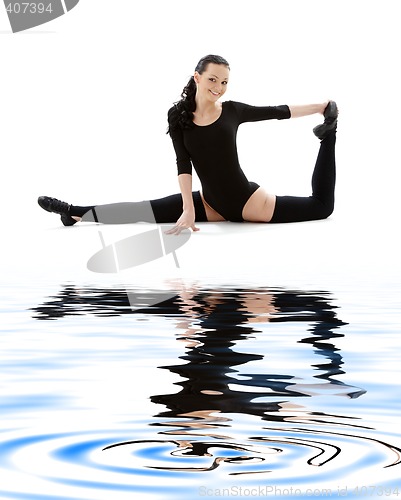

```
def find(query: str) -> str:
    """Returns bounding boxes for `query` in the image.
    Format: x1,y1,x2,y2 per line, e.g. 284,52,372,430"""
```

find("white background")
0,0,400,285
0,5,400,498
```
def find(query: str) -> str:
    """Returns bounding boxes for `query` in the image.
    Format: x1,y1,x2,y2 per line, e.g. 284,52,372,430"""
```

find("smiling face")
194,63,230,103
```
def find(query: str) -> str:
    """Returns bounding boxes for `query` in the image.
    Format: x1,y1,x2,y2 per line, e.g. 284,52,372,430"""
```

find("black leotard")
70,101,335,226
168,100,291,221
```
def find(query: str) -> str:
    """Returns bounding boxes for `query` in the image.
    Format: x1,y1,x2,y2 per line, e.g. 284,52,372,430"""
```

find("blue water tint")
0,434,61,465
1,282,401,499
52,438,182,476
0,491,79,500
0,394,70,414
52,437,110,460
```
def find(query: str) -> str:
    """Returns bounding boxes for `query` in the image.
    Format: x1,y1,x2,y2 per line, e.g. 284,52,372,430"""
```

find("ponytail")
167,76,197,134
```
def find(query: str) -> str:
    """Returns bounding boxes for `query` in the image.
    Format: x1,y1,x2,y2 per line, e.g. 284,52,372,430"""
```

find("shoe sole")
324,101,338,121
61,214,77,226
313,101,338,139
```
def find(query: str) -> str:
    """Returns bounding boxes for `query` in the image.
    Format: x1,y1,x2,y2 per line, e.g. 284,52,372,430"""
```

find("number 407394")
5,3,53,14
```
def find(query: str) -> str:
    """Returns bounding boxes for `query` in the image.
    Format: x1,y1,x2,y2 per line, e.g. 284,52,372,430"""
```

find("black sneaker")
38,196,77,226
313,101,338,140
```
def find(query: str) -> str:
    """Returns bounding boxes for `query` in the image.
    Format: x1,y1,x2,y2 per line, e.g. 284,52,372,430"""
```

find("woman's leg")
78,191,208,224
270,131,336,223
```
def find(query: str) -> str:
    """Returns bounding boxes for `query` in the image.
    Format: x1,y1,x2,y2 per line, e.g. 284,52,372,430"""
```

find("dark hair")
167,54,230,135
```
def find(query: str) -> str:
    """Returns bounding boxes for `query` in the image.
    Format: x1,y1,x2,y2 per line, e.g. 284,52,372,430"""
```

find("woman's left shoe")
38,196,77,226
313,101,338,139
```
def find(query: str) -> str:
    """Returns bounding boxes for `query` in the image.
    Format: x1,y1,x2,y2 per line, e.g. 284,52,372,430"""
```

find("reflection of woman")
152,286,364,422
32,283,363,412
38,55,337,233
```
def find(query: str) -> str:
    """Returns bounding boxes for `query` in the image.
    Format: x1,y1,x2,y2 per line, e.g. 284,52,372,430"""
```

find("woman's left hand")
320,101,330,114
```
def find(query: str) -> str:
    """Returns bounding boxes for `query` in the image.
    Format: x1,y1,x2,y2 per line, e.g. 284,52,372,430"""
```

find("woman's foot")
38,196,78,226
313,101,338,139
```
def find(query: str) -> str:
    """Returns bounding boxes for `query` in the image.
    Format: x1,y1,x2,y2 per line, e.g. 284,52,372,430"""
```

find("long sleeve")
231,101,291,124
168,107,193,175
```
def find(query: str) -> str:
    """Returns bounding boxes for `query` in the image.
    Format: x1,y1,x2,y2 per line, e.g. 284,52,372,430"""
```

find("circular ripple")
0,425,400,499
0,430,193,500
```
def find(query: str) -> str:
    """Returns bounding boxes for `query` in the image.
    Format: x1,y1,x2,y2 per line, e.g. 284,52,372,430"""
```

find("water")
1,279,400,500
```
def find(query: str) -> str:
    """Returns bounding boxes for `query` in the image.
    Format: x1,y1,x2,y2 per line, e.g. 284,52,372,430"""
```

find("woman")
38,54,337,234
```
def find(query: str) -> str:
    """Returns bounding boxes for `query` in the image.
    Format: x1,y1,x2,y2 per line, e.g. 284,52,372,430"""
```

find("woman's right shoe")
38,196,77,226
313,101,338,140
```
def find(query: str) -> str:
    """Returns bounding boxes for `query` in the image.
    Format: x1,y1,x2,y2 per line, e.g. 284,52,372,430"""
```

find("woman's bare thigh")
242,187,276,222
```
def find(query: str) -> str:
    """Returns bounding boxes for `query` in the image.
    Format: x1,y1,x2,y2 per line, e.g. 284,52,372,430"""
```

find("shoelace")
49,198,70,214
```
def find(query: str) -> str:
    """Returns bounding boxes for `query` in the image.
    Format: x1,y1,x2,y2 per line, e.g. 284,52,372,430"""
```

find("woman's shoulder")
222,100,249,111
222,100,240,108
221,100,248,118
167,102,196,133
167,104,183,131
223,100,247,106
168,104,178,119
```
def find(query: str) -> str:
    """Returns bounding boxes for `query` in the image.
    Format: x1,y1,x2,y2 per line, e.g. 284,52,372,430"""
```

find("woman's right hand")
165,209,200,235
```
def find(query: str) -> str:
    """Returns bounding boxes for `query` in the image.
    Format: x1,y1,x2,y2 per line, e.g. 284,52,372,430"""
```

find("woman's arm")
165,173,200,235
288,102,328,118
166,109,199,234
178,173,195,213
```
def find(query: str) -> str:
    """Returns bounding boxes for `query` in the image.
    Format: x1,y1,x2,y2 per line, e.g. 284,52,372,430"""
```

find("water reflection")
32,283,365,412
30,284,401,476
155,287,366,422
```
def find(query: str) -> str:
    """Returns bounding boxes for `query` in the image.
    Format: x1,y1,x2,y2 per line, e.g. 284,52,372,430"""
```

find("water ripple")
2,283,401,498
0,430,186,499
101,423,401,478
1,423,400,497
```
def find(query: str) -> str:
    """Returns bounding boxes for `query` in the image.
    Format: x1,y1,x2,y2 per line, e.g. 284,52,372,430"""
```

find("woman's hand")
165,209,200,235
320,100,331,115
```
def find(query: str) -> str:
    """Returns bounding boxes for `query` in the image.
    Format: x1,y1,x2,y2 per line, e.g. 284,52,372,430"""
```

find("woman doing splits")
38,55,338,234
